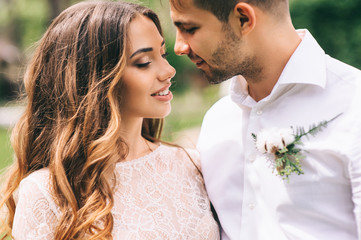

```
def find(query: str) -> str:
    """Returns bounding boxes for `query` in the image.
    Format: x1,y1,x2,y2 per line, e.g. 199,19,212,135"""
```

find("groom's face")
170,0,249,84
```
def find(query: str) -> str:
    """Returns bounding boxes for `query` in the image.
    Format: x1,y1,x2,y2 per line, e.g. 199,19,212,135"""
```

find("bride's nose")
158,60,176,81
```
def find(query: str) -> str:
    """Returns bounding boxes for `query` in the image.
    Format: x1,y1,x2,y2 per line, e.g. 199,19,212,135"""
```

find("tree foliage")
1,0,361,101
290,0,361,69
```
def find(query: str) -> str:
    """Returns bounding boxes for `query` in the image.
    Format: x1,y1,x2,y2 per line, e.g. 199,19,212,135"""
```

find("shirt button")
249,155,256,163
256,110,263,115
248,203,256,210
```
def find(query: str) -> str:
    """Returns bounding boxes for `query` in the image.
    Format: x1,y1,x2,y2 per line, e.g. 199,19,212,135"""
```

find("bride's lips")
151,84,173,102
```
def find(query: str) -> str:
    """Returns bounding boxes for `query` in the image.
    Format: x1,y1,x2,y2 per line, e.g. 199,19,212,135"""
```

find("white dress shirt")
197,30,361,240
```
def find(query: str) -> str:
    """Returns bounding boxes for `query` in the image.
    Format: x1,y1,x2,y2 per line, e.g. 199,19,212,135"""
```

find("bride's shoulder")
161,144,199,157
21,168,50,187
16,168,51,201
13,168,60,238
15,168,61,215
161,144,201,169
182,147,201,170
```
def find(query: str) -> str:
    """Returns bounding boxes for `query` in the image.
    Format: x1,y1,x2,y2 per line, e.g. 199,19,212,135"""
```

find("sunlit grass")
0,233,12,240
0,128,13,171
0,127,13,238
163,85,221,142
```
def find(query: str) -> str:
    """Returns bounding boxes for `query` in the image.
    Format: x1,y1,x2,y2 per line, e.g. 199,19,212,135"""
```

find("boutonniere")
252,114,341,181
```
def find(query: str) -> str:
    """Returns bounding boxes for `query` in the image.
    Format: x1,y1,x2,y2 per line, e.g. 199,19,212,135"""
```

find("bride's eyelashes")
135,52,169,69
136,62,151,68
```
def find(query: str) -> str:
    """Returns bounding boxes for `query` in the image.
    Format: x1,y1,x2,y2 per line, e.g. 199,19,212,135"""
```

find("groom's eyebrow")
174,21,196,28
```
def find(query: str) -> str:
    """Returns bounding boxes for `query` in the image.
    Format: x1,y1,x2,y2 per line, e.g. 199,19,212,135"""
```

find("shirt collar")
230,29,327,106
277,29,327,87
229,75,257,107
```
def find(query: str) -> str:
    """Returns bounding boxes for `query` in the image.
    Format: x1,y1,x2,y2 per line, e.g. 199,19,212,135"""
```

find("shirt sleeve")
12,173,58,240
350,133,361,240
347,83,361,240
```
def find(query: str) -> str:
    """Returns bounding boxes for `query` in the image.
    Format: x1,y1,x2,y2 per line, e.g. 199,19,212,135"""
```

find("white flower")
253,115,341,180
255,128,273,153
255,127,295,154
279,128,295,146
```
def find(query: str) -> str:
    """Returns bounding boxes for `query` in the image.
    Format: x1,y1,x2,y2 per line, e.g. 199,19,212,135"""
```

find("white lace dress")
12,144,220,239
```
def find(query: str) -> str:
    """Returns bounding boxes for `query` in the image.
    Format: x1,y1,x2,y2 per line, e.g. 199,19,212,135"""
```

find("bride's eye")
136,62,151,68
135,62,150,68
135,56,151,68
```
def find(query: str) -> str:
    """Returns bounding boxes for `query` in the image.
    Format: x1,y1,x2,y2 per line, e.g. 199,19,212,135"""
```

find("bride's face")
120,15,176,119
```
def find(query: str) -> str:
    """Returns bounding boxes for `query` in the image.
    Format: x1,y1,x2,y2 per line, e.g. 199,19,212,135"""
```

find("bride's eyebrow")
130,47,152,59
130,40,166,59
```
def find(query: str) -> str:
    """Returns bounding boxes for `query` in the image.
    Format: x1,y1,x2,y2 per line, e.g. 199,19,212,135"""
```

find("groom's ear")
232,2,256,35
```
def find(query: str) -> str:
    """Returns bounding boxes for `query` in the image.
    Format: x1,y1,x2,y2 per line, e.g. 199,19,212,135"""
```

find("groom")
170,0,361,239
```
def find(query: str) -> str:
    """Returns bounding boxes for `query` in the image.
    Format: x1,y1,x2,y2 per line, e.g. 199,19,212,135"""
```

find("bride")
0,1,219,239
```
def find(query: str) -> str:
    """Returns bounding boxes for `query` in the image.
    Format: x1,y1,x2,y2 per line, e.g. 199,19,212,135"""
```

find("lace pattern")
12,169,59,240
12,145,220,239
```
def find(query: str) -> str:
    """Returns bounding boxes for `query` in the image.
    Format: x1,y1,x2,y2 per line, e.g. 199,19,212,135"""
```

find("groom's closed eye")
184,27,199,34
174,22,199,34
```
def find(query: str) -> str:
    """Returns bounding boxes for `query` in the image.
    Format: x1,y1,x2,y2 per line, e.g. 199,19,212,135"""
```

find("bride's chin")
149,107,172,119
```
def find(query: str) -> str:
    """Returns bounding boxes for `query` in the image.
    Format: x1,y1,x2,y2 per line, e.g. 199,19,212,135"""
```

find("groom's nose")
174,32,190,56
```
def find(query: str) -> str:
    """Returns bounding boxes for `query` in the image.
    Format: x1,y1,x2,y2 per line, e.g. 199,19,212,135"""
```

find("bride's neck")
120,117,152,161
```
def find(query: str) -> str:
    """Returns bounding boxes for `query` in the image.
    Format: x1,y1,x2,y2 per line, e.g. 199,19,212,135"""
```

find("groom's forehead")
170,0,196,11
170,0,219,25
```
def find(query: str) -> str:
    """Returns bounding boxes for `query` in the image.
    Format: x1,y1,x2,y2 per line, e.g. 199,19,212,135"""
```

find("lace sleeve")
12,170,59,240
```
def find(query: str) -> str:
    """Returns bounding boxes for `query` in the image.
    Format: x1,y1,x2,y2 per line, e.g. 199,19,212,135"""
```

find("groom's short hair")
170,0,289,22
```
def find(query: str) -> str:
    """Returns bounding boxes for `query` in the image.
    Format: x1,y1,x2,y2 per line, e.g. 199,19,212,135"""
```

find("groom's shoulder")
326,55,361,83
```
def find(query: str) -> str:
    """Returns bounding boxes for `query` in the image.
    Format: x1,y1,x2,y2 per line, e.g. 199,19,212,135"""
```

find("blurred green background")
1,0,361,172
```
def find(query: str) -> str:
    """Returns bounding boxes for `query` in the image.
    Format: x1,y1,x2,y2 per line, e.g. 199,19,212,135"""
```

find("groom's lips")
188,52,206,68
195,60,205,67
190,58,206,68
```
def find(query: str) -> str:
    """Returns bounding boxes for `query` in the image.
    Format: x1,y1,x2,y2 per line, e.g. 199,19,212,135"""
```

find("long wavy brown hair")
0,1,164,239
